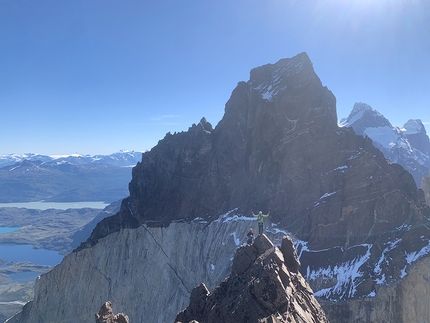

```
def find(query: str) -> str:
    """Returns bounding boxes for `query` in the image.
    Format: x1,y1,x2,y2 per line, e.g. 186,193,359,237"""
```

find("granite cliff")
7,53,430,323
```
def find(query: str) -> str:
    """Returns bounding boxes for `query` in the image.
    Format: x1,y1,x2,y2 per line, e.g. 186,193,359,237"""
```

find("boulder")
95,302,129,323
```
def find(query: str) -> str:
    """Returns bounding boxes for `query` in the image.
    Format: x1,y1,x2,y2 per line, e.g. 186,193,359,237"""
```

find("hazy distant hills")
0,150,142,203
339,102,430,187
0,150,142,168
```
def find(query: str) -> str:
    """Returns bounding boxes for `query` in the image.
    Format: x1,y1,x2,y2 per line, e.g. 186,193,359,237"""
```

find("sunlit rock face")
8,53,430,323
321,256,430,323
7,216,292,323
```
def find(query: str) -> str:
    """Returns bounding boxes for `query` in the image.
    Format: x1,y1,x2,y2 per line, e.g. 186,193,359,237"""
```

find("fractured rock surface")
95,301,129,323
175,235,329,323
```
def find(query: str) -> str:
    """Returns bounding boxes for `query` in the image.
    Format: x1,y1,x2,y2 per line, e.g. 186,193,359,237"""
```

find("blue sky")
1,0,429,155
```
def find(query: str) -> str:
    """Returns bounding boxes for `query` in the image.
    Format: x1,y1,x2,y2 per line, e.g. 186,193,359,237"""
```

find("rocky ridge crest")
175,234,329,323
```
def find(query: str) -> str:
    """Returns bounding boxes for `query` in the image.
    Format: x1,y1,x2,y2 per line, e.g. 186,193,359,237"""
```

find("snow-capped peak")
339,103,430,187
339,102,391,129
350,102,373,115
401,119,423,135
0,151,143,169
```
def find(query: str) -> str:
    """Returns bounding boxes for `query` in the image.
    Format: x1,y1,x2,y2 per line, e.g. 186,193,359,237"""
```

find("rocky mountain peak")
339,102,392,132
175,235,329,323
339,103,430,187
219,52,337,135
403,119,424,134
248,52,312,101
93,53,428,252
402,119,430,156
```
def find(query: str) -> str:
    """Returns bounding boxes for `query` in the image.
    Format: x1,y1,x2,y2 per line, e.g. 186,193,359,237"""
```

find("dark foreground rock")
95,302,129,323
175,235,329,323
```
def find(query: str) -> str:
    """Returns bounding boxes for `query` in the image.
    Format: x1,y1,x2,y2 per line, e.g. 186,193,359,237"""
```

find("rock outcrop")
7,53,430,323
175,235,329,323
95,301,128,323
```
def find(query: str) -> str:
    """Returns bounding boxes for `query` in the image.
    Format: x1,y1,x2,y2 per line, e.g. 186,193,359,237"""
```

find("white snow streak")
405,239,430,265
307,244,372,300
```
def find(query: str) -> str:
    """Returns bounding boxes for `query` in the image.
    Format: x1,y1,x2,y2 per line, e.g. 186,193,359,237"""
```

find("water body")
0,244,62,266
0,243,64,283
0,227,20,233
0,201,109,210
9,272,42,283
0,202,106,283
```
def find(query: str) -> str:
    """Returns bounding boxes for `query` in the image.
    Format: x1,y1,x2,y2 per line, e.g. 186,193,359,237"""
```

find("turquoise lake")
0,201,109,210
0,227,20,233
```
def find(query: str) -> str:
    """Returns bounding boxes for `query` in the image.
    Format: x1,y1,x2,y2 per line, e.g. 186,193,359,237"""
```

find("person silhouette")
252,211,270,235
247,228,254,245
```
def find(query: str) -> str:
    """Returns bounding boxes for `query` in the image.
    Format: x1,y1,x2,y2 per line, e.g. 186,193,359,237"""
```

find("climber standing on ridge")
252,211,270,235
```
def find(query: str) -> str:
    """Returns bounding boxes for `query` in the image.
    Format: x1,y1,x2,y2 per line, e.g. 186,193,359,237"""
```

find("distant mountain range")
0,150,142,203
339,102,430,187
0,150,142,168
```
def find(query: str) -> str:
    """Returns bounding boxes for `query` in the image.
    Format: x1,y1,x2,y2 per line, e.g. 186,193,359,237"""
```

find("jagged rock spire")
175,235,329,323
95,302,129,323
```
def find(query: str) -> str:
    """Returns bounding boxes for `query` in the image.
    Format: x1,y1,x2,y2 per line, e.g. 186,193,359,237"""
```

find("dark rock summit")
95,302,129,323
90,52,429,252
81,52,430,308
175,235,329,323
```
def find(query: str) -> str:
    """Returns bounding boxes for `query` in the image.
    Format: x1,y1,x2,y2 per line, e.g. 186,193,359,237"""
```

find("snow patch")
231,231,240,246
267,224,290,236
333,165,348,171
338,109,365,128
214,209,256,224
307,244,372,300
373,238,402,284
363,126,398,149
294,240,309,259
405,239,430,264
314,190,339,206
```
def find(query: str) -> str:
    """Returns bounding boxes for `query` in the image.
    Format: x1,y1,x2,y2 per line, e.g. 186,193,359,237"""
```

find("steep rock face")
125,52,428,252
8,53,430,323
128,53,340,233
422,173,430,205
175,235,329,323
8,215,287,323
321,255,430,323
